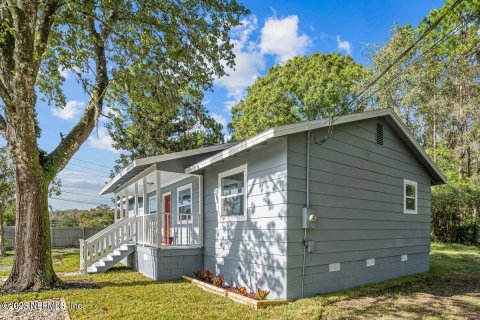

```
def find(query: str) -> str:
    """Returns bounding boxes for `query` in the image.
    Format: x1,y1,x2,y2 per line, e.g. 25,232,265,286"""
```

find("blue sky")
14,0,446,210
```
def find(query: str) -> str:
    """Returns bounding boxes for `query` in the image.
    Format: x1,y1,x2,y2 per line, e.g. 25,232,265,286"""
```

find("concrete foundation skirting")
122,245,204,281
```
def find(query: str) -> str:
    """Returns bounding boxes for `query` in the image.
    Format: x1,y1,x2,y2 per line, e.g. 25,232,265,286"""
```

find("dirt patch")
322,279,480,320
0,279,98,295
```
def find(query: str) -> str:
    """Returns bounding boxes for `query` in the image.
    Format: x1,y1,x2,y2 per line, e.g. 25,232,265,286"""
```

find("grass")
0,242,479,319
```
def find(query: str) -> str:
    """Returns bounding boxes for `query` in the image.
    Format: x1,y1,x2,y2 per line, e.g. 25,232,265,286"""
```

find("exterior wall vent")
329,263,340,272
376,122,384,145
401,254,408,262
366,258,375,267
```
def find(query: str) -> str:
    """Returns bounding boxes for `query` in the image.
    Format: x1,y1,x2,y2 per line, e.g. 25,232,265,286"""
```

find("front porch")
115,167,203,249
80,167,204,277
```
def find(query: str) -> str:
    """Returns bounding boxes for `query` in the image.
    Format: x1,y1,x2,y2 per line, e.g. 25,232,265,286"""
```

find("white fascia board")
100,143,236,195
99,160,137,195
387,111,447,184
185,129,275,174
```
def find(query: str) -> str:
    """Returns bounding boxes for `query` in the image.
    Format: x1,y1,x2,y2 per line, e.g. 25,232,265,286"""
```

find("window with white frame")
148,195,157,214
403,179,417,214
219,164,247,220
177,184,192,222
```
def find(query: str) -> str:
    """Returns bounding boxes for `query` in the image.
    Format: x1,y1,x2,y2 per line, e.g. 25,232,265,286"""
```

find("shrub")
233,286,247,296
432,182,480,245
256,288,270,300
212,276,224,287
194,269,214,282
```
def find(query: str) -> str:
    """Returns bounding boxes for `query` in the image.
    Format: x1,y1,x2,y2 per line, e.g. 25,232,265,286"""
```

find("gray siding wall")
202,137,289,299
286,118,432,299
125,245,203,281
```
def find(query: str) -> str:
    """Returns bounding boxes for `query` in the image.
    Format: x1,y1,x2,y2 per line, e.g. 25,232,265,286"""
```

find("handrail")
84,216,132,241
80,215,136,273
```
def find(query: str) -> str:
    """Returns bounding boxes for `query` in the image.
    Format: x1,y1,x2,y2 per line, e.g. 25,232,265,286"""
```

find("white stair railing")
80,215,136,273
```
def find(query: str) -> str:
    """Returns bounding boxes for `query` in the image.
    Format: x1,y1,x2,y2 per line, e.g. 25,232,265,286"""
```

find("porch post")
198,175,203,247
134,182,139,215
155,170,162,247
125,188,129,219
114,193,118,222
119,192,124,220
142,177,148,244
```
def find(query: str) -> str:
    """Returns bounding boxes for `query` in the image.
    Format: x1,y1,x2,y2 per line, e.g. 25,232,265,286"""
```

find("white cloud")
260,15,310,63
336,35,352,55
87,127,118,153
215,14,311,110
215,16,265,109
211,113,228,128
51,100,85,120
58,66,81,79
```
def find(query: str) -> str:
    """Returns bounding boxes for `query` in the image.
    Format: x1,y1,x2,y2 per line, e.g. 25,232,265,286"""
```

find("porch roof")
99,143,237,195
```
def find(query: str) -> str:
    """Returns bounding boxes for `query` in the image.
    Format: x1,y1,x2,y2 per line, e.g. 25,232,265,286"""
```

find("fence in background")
4,226,105,249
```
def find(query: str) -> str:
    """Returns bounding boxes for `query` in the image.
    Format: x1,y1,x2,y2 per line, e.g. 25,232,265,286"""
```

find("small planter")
182,275,228,297
227,291,287,309
182,275,288,309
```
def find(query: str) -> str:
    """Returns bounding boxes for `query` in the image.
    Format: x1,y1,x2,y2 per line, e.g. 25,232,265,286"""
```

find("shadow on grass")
315,246,480,319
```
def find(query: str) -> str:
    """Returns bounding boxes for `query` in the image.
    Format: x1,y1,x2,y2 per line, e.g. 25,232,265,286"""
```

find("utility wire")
72,157,112,169
50,197,111,206
60,190,112,200
68,162,111,174
315,0,465,144
347,8,480,115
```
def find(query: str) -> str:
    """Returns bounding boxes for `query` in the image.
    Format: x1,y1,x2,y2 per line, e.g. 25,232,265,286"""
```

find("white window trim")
403,179,418,214
218,164,248,222
177,183,193,223
148,195,157,214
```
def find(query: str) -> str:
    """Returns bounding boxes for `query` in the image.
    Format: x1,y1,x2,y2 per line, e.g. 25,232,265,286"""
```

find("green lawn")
0,242,479,319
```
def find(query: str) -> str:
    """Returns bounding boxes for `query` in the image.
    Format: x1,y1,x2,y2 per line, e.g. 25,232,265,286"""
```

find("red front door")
163,194,172,244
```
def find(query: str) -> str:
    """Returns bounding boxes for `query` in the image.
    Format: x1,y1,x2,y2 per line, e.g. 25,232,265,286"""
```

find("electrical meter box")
302,207,317,229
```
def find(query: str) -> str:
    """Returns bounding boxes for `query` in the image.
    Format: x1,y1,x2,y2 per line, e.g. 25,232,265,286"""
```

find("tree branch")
49,14,111,176
33,0,60,77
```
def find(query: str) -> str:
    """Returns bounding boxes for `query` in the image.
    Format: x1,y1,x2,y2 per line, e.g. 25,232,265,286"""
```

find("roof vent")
376,122,384,145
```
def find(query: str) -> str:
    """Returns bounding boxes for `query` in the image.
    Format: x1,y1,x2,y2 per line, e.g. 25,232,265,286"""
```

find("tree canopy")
370,0,480,244
0,0,248,291
229,53,369,140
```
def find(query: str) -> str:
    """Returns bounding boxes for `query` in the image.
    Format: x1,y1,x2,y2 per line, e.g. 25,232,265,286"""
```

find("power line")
68,162,111,174
72,157,113,170
50,197,110,206
349,8,480,114
58,170,109,179
60,190,112,200
315,0,465,144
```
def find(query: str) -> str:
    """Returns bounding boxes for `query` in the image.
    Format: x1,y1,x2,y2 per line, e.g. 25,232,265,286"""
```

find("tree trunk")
3,166,59,292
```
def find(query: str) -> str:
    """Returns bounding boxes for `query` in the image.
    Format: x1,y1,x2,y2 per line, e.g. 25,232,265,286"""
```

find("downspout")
301,130,311,298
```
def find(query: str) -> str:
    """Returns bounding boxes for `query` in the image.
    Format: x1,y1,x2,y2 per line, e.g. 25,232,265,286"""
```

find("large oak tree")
229,53,369,140
0,0,247,291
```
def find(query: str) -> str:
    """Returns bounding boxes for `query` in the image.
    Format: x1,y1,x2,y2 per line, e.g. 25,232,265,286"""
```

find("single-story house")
80,108,446,300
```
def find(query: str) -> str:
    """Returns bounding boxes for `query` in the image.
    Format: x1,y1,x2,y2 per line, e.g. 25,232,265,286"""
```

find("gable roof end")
185,109,446,185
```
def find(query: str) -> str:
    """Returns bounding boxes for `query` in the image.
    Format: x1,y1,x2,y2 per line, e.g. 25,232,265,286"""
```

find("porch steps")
86,244,135,274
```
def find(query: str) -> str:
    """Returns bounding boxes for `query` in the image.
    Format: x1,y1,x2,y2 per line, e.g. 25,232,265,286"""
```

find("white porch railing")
80,215,136,273
136,212,200,247
160,213,199,246
136,214,158,246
